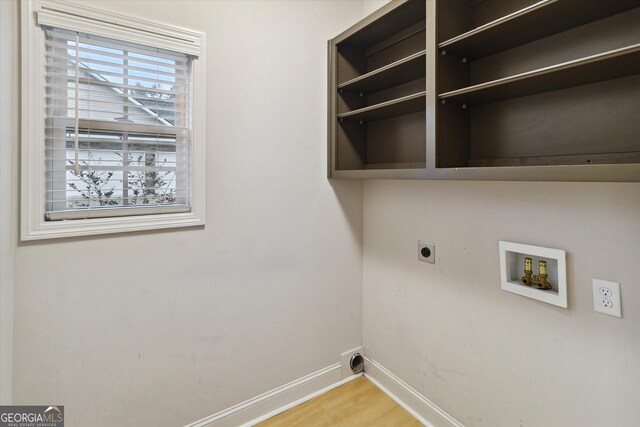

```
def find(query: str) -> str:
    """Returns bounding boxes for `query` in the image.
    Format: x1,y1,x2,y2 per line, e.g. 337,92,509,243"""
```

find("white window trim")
21,0,206,240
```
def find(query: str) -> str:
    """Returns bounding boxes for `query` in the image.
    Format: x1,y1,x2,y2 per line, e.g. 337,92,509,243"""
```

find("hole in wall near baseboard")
350,353,364,374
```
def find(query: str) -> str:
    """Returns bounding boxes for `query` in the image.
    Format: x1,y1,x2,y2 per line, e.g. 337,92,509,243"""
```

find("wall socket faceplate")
593,278,622,318
418,241,435,264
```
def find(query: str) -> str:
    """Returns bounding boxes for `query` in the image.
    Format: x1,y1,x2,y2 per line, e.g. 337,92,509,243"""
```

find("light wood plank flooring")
258,377,422,426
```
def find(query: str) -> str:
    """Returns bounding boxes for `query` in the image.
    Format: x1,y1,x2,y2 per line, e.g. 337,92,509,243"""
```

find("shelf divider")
338,91,426,122
338,50,426,94
438,0,640,59
438,43,640,106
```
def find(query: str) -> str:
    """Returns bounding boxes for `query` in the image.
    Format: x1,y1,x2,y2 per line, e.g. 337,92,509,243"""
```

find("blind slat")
46,150,187,156
46,119,188,135
44,34,192,63
45,90,190,109
45,173,189,182
44,40,190,65
45,80,189,97
45,58,190,77
46,98,188,115
45,198,186,209
45,160,183,166
43,66,189,84
44,73,190,89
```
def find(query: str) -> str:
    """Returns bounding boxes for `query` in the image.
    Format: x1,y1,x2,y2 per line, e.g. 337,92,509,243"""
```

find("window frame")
21,0,206,240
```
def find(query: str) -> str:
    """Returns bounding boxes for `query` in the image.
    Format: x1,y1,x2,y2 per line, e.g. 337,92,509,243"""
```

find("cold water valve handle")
536,260,552,290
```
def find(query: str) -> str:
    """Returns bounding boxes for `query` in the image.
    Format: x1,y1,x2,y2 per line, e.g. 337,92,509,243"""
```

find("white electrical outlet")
599,287,613,298
592,278,621,318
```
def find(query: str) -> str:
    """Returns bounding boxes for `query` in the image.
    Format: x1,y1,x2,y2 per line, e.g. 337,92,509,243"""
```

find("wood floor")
258,377,422,426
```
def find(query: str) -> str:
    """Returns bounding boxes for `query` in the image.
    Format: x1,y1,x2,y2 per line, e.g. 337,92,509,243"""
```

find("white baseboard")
364,356,465,427
184,356,464,427
241,373,361,426
184,363,360,427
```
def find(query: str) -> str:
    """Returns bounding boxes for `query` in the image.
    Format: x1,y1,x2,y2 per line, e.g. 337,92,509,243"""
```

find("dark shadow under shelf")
337,50,426,94
439,43,640,106
438,0,640,59
338,91,426,122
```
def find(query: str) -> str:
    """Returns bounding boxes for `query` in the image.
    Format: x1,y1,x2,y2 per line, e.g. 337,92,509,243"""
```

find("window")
22,0,206,240
44,28,191,219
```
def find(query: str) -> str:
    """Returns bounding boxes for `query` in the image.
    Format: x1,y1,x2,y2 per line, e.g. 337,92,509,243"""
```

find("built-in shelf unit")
328,0,427,177
328,0,640,181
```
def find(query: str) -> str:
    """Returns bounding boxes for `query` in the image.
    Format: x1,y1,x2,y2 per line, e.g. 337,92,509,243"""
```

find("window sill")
22,211,205,240
46,205,192,221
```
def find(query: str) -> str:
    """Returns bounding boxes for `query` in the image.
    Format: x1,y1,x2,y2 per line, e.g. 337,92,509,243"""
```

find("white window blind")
44,26,193,221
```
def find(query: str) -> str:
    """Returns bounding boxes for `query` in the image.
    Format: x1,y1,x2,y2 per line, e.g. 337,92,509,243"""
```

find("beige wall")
363,179,640,427
362,0,390,15
10,1,364,426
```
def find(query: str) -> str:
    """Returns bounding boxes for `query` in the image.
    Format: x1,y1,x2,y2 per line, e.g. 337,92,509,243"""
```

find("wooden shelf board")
438,44,640,106
364,162,426,170
438,0,640,59
467,152,640,168
338,91,426,122
337,50,426,94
